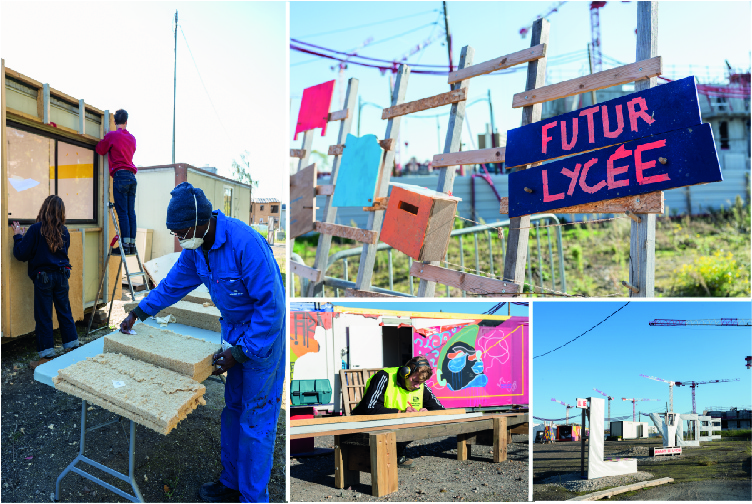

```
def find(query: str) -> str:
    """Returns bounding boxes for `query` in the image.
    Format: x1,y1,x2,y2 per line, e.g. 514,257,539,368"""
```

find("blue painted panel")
508,123,722,218
505,77,702,168
331,134,383,207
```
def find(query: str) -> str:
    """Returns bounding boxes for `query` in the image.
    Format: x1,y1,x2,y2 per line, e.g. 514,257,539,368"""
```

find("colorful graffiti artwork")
413,316,529,408
290,311,333,381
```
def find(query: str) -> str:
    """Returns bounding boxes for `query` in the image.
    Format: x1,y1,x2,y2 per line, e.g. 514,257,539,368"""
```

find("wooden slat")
1,59,10,340
4,67,104,114
432,147,505,168
379,138,395,151
290,262,321,282
345,288,398,297
328,108,350,121
448,44,547,84
315,222,378,244
291,409,467,427
328,144,345,156
370,431,398,497
500,192,664,215
410,263,520,296
381,87,467,120
342,418,497,445
493,416,507,462
315,184,334,196
568,477,673,501
6,108,100,145
512,56,662,108
290,149,307,158
362,197,388,212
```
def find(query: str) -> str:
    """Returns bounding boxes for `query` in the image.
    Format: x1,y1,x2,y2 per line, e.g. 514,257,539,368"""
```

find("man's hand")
419,408,428,412
120,312,137,333
212,349,237,375
11,222,24,236
404,405,418,413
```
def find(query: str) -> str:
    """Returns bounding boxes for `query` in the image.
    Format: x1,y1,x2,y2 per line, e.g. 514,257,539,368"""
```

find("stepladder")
85,202,151,337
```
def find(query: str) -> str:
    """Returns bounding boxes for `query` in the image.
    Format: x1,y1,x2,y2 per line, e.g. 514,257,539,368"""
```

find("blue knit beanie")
166,182,213,229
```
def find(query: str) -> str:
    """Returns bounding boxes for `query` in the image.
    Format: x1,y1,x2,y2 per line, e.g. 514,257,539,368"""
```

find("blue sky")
1,1,287,198
330,300,529,317
532,300,752,423
290,1,751,169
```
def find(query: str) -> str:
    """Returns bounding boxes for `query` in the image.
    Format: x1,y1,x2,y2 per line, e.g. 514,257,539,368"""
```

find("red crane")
675,379,741,414
649,319,752,369
551,398,573,425
622,397,659,422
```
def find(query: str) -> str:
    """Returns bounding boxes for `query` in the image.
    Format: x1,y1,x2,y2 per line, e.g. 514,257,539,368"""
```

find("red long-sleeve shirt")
95,128,137,175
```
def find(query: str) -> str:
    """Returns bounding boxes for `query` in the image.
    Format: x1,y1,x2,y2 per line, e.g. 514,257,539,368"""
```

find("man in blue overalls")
120,182,285,503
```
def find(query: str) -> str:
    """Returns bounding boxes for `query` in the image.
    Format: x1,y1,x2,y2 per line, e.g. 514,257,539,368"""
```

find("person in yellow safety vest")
352,356,444,468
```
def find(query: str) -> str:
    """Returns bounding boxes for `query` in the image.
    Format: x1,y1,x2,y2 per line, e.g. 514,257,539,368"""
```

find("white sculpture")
588,397,638,479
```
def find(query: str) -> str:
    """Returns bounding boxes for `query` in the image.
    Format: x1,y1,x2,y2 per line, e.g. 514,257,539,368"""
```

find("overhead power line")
296,9,439,39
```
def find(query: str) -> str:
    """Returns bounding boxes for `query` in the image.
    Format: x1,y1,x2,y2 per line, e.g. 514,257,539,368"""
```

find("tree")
231,150,259,201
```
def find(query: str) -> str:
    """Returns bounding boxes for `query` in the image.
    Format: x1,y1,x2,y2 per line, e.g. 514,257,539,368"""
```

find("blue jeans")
34,270,79,358
112,170,137,243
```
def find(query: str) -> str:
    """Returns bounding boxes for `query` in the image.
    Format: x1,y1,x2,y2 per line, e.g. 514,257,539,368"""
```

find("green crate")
290,379,332,406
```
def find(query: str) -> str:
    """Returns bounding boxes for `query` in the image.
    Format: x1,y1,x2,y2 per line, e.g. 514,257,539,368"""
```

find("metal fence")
292,214,567,298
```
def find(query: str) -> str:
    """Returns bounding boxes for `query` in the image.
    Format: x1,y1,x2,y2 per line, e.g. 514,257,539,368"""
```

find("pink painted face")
407,373,426,391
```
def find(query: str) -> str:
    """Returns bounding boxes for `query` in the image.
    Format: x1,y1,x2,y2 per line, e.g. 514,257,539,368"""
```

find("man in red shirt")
96,109,137,255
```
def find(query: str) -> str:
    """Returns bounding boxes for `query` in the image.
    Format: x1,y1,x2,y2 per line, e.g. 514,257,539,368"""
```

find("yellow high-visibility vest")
361,367,424,411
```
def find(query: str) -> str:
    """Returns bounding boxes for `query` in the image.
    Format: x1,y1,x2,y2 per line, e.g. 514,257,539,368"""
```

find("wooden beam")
499,192,664,215
78,99,85,135
347,445,371,472
343,418,499,444
3,67,104,114
328,144,345,156
316,222,378,244
432,147,505,168
457,433,472,460
381,87,467,120
410,263,520,296
1,59,11,339
568,477,674,501
290,162,317,239
289,149,307,158
512,56,662,108
328,108,350,121
315,184,334,196
6,109,99,145
290,262,322,282
379,138,395,151
42,84,50,124
334,436,360,489
369,431,398,497
493,416,508,462
448,44,547,84
362,197,388,212
291,409,467,427
345,288,398,298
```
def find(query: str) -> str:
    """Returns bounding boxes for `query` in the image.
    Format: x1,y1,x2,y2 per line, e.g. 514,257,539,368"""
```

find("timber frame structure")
1,61,122,340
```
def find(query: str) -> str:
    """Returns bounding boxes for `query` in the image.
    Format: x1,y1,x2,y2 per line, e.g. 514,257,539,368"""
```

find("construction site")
532,301,751,501
289,301,529,501
290,1,750,299
1,3,287,503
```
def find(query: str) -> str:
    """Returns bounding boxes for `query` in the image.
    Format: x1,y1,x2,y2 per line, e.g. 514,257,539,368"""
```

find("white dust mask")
179,195,209,250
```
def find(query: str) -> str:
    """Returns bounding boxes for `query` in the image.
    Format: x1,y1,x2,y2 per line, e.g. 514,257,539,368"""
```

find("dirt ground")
533,436,752,501
0,292,287,503
290,433,529,502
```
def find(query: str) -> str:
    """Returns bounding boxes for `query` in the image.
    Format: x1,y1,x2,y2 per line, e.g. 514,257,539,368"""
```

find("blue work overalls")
138,210,285,502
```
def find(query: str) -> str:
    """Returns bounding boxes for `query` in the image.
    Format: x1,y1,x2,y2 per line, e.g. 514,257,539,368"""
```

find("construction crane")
551,398,573,425
649,318,752,370
519,2,567,38
640,374,676,411
589,1,607,72
675,379,741,414
622,397,659,422
593,387,615,421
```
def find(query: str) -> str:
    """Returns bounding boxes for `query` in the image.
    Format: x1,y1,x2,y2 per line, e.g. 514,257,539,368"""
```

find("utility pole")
172,10,178,164
587,43,597,106
357,95,362,137
442,1,453,74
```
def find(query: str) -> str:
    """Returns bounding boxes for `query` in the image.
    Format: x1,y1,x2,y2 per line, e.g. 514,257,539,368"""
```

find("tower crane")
593,387,615,420
551,398,573,425
640,374,676,411
675,379,741,414
622,397,659,422
649,318,752,370
519,2,567,38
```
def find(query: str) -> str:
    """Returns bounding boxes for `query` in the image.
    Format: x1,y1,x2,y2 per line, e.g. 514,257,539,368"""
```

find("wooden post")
503,18,550,291
102,110,110,303
629,1,659,298
581,408,586,479
418,45,475,297
42,83,50,124
307,78,359,297
457,433,472,460
493,416,508,462
78,99,86,135
369,430,398,497
1,58,10,338
354,65,410,292
334,435,360,489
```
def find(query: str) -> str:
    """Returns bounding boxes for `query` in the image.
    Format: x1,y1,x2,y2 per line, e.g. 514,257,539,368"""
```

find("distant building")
703,407,752,430
251,197,281,227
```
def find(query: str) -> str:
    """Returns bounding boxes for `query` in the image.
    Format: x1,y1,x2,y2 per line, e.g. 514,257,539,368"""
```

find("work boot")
29,357,53,370
199,480,241,503
111,246,123,256
397,455,416,469
125,244,136,256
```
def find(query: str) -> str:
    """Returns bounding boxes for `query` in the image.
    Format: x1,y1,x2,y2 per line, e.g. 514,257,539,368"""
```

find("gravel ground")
537,470,655,493
1,293,286,503
291,433,529,502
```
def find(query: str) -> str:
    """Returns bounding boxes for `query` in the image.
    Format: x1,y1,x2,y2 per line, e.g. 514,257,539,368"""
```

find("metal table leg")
55,400,144,502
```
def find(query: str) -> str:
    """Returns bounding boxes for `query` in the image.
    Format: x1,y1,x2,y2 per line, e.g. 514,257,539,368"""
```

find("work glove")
120,312,137,333
212,348,237,375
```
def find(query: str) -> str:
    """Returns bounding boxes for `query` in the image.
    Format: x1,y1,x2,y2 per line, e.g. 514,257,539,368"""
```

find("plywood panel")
84,230,101,304
332,134,383,208
68,231,84,321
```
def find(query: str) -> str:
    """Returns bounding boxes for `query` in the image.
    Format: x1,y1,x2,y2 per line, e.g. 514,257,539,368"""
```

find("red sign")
653,447,682,455
576,398,588,408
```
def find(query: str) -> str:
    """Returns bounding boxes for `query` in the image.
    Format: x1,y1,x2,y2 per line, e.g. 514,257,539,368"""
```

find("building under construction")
703,406,752,430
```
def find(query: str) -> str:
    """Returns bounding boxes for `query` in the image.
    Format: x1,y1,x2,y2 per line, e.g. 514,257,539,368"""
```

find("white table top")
34,318,221,388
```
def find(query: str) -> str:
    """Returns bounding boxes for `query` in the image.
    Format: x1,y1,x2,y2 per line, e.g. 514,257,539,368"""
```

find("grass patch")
720,429,752,440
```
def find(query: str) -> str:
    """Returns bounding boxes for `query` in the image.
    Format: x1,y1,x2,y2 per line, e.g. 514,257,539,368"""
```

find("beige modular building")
135,164,253,259
250,198,281,227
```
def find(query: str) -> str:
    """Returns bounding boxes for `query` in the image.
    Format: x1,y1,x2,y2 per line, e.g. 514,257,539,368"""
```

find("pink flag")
294,80,336,140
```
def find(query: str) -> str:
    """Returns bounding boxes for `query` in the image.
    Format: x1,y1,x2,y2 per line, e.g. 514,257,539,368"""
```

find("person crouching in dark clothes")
12,195,79,369
351,356,444,468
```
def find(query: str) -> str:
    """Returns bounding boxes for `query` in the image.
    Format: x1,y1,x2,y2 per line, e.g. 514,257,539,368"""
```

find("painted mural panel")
413,316,529,408
289,311,333,381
